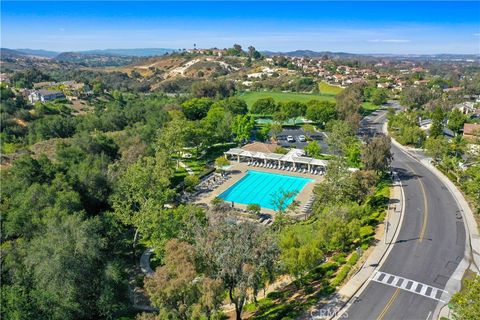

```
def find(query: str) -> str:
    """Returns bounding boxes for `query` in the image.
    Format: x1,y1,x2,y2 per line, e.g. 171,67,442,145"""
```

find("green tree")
304,141,322,158
361,135,393,173
449,275,480,320
231,114,254,144
111,153,175,248
371,88,389,106
279,225,324,280
424,136,450,162
305,100,337,125
448,109,467,134
430,107,445,138
279,101,307,123
182,97,214,120
251,97,278,115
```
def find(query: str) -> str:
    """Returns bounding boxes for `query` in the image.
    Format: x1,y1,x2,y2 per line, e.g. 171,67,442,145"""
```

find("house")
463,123,480,143
28,90,64,103
453,102,477,115
0,73,10,84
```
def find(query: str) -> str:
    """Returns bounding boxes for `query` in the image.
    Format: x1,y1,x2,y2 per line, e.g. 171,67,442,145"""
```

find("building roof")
37,89,63,96
242,142,278,153
463,123,480,136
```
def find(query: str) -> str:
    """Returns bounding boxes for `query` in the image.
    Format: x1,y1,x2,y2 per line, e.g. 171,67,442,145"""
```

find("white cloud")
474,33,480,36
368,39,410,43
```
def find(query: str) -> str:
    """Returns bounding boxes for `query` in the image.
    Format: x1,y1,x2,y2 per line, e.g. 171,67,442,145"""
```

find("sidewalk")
306,173,405,319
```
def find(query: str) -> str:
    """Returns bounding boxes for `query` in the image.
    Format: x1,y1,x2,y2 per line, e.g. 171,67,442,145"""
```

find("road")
345,104,467,320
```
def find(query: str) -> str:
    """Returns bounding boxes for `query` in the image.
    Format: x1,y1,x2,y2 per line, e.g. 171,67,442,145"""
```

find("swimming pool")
219,170,313,210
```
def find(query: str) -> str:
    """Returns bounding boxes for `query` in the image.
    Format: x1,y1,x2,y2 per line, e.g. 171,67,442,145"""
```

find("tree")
191,81,236,99
371,88,388,106
305,100,337,125
429,107,445,138
336,84,364,126
304,141,321,158
203,106,232,143
233,44,243,54
213,97,248,115
448,109,467,134
449,275,480,320
251,97,278,115
279,101,307,123
269,123,283,141
279,225,324,280
424,136,450,162
326,120,357,157
23,214,127,319
231,114,254,143
361,135,393,173
111,153,175,248
400,86,431,109
196,215,278,320
184,175,200,192
145,239,223,320
182,98,214,120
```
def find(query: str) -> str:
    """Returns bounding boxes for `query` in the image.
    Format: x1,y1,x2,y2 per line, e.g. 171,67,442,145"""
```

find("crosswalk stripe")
370,271,448,302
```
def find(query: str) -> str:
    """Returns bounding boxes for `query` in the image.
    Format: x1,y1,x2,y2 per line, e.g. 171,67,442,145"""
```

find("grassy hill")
318,81,344,95
238,91,336,108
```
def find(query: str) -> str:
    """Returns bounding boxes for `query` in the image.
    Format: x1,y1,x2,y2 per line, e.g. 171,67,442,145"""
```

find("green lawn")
318,81,344,95
361,101,380,115
238,91,336,108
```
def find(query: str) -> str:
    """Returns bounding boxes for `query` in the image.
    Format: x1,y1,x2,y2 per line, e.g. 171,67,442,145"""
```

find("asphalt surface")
345,104,466,320
275,128,330,152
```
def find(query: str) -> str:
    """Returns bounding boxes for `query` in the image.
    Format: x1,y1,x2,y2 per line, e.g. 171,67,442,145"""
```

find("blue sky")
2,1,479,54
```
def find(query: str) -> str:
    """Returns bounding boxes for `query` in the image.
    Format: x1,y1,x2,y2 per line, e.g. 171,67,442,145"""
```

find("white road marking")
370,271,448,302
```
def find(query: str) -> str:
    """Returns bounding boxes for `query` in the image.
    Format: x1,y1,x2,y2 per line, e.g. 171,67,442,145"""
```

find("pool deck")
194,162,322,215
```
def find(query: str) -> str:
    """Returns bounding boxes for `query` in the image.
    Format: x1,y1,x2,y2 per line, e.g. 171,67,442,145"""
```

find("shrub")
347,252,359,266
331,265,351,287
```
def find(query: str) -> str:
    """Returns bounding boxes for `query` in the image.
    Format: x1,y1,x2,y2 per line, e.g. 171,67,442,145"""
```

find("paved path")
140,248,154,277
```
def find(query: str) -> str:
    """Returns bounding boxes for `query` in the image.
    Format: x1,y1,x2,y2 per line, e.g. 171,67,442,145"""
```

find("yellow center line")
376,288,401,320
404,163,429,243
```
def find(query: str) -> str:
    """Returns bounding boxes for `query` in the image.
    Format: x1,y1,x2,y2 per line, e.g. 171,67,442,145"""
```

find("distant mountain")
1,48,25,58
1,48,54,59
261,50,479,61
54,52,140,67
15,48,59,58
261,50,360,59
78,48,178,57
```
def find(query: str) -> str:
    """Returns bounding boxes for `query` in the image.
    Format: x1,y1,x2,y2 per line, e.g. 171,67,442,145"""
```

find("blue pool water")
219,170,313,210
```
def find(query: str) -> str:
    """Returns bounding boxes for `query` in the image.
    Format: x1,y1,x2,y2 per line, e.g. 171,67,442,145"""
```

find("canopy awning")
292,156,313,164
225,148,244,156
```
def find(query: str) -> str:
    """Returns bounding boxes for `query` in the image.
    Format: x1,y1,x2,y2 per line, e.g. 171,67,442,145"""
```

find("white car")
298,135,306,142
287,135,295,143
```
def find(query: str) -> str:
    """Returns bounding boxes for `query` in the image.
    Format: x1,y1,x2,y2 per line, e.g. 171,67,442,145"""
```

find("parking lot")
274,127,330,153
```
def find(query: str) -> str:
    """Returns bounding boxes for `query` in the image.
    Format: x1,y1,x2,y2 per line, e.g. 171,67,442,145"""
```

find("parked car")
287,135,295,142
298,135,306,142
